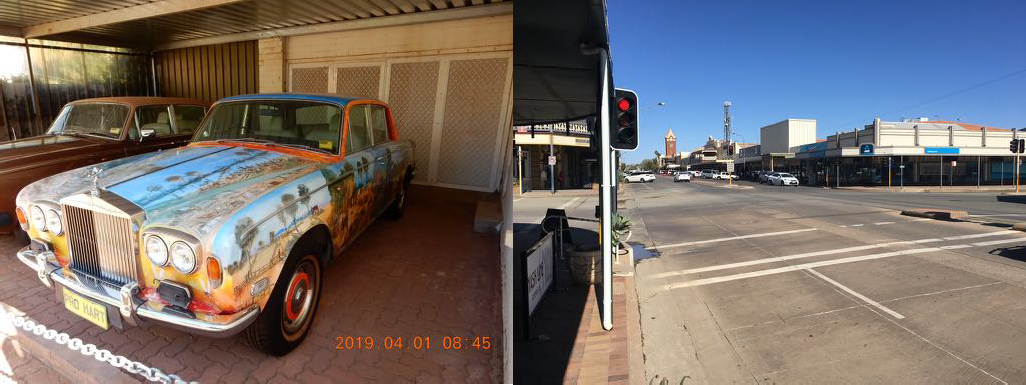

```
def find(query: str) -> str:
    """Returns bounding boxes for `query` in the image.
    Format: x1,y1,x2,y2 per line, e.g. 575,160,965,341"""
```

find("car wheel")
244,249,323,356
383,176,410,220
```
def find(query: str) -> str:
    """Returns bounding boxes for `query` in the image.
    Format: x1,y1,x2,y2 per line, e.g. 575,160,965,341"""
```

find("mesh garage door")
288,54,510,191
388,61,439,184
336,66,381,99
291,66,329,93
436,57,510,189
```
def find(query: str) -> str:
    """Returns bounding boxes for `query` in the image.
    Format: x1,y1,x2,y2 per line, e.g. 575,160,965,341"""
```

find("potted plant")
568,213,632,285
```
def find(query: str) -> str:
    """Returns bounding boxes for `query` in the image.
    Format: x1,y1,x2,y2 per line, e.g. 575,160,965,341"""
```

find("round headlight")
170,242,196,274
145,235,168,266
29,206,46,231
43,209,62,235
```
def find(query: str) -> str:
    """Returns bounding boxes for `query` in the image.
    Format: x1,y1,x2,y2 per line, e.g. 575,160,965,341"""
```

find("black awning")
513,0,609,126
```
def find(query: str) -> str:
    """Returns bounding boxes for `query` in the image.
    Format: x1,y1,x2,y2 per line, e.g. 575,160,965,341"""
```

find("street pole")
517,145,523,195
939,157,943,188
888,156,892,190
596,48,613,331
1017,152,1021,193
977,156,981,189
900,155,904,190
550,129,556,194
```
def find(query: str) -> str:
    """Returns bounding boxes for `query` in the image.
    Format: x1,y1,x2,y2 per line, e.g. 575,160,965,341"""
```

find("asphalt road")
628,175,1026,384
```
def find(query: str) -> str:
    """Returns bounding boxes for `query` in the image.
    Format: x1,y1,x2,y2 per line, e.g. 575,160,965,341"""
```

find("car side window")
346,105,371,154
173,105,206,135
369,105,389,145
135,105,174,137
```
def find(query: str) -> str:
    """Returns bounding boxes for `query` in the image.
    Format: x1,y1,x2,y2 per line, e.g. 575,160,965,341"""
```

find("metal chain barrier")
2,310,195,384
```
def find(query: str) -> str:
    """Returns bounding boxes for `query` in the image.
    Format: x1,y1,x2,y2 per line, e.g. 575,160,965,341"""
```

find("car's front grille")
63,204,139,285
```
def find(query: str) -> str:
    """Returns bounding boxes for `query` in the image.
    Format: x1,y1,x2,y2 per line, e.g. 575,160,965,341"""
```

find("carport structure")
0,0,512,382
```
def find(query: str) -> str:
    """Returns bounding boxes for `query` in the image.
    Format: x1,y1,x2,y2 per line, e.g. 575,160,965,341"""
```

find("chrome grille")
63,204,138,285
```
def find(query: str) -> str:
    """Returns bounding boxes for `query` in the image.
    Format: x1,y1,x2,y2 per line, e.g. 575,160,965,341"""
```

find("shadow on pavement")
989,245,1026,262
513,224,599,383
996,195,1026,204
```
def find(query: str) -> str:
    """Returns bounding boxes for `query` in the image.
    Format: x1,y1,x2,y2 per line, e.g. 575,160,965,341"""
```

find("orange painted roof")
917,120,1009,132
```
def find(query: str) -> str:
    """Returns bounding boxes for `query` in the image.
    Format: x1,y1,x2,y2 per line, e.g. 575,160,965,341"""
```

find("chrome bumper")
16,245,259,337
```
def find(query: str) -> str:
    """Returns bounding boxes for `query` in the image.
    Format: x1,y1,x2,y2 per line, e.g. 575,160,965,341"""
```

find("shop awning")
513,0,608,126
0,0,511,50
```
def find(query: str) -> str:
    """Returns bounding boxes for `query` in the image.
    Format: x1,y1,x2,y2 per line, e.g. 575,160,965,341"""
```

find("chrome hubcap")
282,259,316,335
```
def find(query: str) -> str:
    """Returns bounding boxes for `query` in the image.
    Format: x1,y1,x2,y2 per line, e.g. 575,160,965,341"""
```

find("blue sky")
607,0,1026,163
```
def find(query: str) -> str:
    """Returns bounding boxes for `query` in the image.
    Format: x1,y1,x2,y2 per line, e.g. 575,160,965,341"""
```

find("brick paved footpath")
561,275,642,385
0,186,502,383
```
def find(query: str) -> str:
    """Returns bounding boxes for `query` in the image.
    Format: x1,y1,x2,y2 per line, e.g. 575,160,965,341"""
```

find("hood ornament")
89,167,102,197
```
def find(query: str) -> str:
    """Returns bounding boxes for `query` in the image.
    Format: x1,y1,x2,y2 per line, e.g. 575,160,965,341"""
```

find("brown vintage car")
0,97,210,241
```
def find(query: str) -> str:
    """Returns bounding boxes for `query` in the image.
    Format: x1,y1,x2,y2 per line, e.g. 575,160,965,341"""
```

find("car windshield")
193,100,343,155
778,173,793,177
45,103,129,139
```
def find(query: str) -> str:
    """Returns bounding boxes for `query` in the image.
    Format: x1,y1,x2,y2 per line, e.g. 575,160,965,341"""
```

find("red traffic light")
617,98,631,112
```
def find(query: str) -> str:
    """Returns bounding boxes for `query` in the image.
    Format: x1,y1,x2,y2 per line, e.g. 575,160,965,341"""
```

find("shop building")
514,120,596,191
794,118,1021,187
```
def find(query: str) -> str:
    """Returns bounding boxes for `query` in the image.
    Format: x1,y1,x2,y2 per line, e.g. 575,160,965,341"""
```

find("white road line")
651,231,1015,278
557,197,582,210
851,224,864,227
944,230,1017,240
513,198,524,202
663,237,1026,289
806,268,905,319
874,221,895,225
648,228,818,251
972,238,1026,247
665,248,939,289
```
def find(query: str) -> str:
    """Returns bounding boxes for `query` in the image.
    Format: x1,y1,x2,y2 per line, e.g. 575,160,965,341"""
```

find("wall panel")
154,40,259,103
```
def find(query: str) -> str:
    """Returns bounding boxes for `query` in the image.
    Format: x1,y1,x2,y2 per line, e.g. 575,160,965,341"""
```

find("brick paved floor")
0,338,69,384
0,185,502,383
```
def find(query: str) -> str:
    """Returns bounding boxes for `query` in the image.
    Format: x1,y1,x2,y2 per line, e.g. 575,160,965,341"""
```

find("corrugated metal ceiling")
0,0,509,49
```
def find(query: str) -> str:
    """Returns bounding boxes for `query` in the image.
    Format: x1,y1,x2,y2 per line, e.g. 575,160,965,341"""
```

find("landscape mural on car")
16,127,407,316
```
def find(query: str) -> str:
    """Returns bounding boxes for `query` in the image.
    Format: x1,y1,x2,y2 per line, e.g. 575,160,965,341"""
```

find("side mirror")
140,129,155,141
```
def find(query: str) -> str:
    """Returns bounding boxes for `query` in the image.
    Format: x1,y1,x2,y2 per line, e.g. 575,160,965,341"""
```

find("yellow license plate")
62,287,109,330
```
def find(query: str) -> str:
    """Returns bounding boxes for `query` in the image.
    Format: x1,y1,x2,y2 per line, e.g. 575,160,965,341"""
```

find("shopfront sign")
524,232,554,316
548,155,557,166
925,147,959,154
859,144,874,155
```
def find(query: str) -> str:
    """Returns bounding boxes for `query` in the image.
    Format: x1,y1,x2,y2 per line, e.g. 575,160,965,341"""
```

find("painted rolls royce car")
14,93,414,356
0,97,209,243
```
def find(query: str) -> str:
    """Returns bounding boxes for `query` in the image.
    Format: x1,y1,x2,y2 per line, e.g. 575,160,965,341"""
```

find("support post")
517,145,524,195
940,157,943,188
888,157,892,190
550,130,556,194
597,48,613,331
978,156,981,189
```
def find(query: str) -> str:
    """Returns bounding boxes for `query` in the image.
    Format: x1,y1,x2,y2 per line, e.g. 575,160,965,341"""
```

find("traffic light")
1011,139,1025,153
611,88,639,150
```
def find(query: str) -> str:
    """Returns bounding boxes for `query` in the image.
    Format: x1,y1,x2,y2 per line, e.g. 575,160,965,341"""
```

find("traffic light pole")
597,48,613,331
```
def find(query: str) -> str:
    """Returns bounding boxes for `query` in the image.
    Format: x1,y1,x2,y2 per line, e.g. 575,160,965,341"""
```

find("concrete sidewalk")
513,186,645,384
514,188,599,199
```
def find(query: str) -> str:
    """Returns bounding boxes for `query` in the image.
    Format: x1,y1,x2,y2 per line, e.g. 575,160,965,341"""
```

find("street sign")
726,163,735,172
951,160,957,167
859,144,874,155
548,155,556,166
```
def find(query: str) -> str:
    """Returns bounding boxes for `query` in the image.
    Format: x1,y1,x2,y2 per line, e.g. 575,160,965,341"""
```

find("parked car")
701,170,716,179
14,93,414,356
768,172,799,186
0,97,209,244
625,171,655,183
759,171,772,184
717,172,738,180
674,172,691,182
